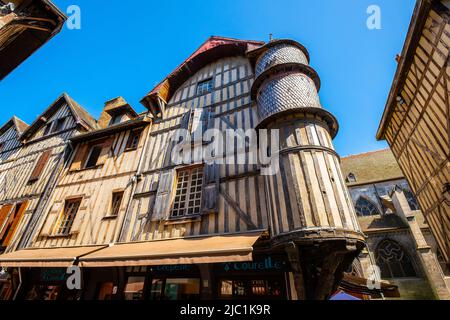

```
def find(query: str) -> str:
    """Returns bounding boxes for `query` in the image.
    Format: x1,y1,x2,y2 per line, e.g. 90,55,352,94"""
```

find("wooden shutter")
29,150,52,182
97,139,113,166
201,108,218,214
191,108,203,138
70,144,89,172
0,204,13,236
70,198,87,235
40,202,63,237
152,170,175,221
201,163,219,214
2,201,28,246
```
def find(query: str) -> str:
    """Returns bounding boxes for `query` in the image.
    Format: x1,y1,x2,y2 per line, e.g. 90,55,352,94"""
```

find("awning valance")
0,245,107,268
79,232,264,268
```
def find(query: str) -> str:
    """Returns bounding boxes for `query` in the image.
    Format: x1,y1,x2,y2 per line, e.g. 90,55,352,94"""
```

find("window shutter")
40,202,63,237
97,139,113,166
191,108,203,137
29,150,52,182
152,170,175,221
2,201,28,246
0,204,13,231
70,144,89,171
201,163,219,214
0,204,13,238
70,203,86,235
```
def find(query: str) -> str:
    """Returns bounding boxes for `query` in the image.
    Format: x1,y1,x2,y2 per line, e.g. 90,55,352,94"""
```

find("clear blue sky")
0,0,416,156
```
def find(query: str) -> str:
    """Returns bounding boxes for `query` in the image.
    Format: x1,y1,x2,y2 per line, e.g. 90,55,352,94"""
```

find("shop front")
83,255,289,300
0,232,296,300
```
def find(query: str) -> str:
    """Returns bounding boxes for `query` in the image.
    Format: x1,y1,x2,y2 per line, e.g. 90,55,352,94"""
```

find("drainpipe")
116,116,153,242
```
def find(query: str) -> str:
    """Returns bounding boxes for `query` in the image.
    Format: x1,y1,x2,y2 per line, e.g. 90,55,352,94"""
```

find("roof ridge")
342,148,392,159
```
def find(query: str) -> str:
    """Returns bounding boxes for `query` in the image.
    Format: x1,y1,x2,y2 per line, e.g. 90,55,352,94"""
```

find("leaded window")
196,78,213,96
355,197,380,216
376,239,416,278
403,189,420,211
171,167,203,217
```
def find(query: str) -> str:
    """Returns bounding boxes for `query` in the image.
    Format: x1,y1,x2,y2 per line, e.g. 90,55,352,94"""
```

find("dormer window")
84,144,103,169
43,123,52,136
109,114,123,126
346,173,357,183
52,117,66,133
196,78,213,96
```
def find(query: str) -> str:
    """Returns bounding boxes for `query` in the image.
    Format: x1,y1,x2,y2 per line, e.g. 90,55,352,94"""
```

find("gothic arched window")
403,189,420,211
355,197,380,216
376,239,416,278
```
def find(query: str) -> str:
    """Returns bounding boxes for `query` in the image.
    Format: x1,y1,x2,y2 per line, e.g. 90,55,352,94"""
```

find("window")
109,114,123,126
52,118,66,133
84,144,103,169
126,130,141,150
403,189,420,211
0,202,27,247
123,276,145,300
196,78,213,96
110,191,124,217
219,279,283,298
376,239,416,278
96,282,114,300
43,123,52,136
171,167,203,217
150,278,200,300
355,197,380,216
28,150,51,183
346,173,357,183
55,198,81,235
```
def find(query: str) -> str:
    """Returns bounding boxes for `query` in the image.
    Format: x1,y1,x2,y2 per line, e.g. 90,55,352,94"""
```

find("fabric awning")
79,232,264,267
0,245,107,268
339,273,400,298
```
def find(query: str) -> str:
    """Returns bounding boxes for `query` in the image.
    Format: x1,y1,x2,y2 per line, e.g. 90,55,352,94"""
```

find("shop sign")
222,257,285,272
40,269,66,282
151,264,192,273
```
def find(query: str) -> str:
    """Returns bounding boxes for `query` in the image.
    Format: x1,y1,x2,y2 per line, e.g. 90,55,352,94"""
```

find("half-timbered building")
341,149,450,300
0,0,66,80
0,93,98,255
0,37,366,300
377,0,450,268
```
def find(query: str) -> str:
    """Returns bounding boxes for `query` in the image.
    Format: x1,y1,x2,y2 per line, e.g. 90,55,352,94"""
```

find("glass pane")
164,278,200,300
150,279,163,300
123,276,145,300
97,282,114,300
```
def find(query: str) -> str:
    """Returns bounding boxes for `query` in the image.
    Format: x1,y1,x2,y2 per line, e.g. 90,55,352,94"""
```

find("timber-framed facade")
0,36,368,300
377,0,450,268
0,0,66,80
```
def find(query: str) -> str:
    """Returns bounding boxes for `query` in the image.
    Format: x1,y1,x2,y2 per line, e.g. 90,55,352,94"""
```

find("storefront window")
150,279,163,300
123,276,145,300
219,279,283,299
96,282,114,300
164,278,200,300
25,285,61,300
149,278,200,300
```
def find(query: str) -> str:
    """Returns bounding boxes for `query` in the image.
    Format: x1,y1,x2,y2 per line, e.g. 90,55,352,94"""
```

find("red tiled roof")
140,36,264,116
